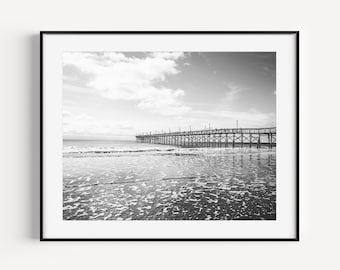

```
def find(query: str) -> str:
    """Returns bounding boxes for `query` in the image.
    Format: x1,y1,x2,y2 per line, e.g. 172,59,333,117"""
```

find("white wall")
0,0,339,269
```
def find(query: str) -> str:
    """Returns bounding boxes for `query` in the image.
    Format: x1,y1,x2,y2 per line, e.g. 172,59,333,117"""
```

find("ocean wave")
63,145,276,158
63,148,176,155
63,175,214,189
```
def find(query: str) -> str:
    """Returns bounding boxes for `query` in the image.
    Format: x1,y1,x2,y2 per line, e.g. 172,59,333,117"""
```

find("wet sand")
63,148,276,220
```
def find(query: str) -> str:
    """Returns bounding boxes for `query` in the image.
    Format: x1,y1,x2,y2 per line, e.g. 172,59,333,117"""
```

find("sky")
63,51,276,140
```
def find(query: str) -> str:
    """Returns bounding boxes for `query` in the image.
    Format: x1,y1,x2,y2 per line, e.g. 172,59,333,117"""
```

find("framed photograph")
40,31,299,240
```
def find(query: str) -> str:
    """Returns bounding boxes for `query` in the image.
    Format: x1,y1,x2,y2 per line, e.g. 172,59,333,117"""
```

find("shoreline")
63,147,276,158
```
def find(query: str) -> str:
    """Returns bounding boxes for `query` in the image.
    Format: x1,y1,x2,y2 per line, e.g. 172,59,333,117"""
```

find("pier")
136,127,276,148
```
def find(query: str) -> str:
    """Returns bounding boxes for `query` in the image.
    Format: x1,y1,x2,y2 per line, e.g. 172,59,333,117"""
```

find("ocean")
63,139,276,220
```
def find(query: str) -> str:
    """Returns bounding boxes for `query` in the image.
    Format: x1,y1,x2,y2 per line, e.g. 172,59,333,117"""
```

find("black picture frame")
40,31,299,241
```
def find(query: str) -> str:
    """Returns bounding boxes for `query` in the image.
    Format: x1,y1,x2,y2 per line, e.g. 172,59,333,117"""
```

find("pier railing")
136,127,276,148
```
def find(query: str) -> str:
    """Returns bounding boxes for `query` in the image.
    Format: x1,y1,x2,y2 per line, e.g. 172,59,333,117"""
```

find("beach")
63,140,276,220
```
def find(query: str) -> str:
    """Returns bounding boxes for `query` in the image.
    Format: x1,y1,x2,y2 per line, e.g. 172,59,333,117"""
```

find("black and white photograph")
63,51,277,221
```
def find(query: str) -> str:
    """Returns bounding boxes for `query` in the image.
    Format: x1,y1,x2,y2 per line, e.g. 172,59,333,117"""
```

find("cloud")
261,65,276,78
191,109,276,128
63,64,95,86
62,111,72,126
224,83,244,102
150,52,185,60
63,111,135,138
63,52,190,116
199,52,212,67
136,87,190,115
